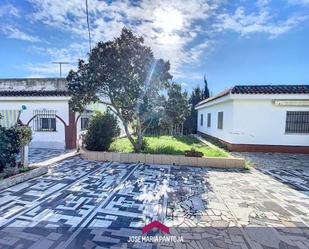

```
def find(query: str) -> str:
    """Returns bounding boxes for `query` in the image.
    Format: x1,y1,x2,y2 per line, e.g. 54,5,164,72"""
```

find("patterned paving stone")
232,152,309,192
0,156,308,249
17,148,68,164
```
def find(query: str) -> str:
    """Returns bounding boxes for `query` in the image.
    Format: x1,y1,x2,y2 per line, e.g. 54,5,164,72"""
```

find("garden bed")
0,166,48,191
109,135,230,157
0,150,79,191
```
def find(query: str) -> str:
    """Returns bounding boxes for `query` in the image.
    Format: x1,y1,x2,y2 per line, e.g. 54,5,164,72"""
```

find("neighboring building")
0,78,108,150
195,85,309,153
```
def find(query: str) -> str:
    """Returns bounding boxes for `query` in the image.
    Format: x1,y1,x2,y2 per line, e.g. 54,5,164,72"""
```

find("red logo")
142,221,170,235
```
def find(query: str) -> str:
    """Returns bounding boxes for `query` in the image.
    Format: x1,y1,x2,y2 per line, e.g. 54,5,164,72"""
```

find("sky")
0,0,308,94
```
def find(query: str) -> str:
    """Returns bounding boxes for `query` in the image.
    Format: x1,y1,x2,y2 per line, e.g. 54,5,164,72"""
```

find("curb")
81,149,245,169
0,151,79,191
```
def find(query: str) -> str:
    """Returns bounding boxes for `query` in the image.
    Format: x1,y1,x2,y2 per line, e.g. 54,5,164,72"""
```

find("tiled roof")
0,90,70,97
196,85,309,107
231,85,309,94
195,88,231,107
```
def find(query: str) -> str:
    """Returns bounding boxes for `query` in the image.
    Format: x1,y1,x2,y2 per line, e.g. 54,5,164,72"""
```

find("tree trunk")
181,122,183,136
135,116,143,153
106,105,143,153
107,106,140,152
169,124,173,136
21,145,29,168
122,119,139,152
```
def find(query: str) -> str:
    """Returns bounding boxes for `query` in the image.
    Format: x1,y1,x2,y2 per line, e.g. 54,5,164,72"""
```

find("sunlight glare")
154,8,183,34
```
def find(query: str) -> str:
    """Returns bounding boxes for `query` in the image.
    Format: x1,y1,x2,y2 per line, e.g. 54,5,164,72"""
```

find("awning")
0,110,20,128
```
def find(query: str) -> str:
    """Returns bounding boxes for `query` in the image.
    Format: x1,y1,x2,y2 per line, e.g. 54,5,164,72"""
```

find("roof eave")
195,93,232,110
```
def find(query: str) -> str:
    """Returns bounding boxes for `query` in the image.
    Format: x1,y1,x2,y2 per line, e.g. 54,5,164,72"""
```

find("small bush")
17,126,32,146
0,127,21,172
84,111,120,151
0,125,33,173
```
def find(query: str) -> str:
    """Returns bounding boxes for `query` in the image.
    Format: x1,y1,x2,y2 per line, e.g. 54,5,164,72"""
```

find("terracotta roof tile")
0,90,70,97
196,85,309,107
231,85,309,94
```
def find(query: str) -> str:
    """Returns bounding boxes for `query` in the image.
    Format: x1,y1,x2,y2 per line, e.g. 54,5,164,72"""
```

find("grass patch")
244,159,253,170
109,135,229,157
19,167,30,173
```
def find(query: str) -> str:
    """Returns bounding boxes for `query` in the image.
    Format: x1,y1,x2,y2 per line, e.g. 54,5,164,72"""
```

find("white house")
196,85,309,153
0,78,108,150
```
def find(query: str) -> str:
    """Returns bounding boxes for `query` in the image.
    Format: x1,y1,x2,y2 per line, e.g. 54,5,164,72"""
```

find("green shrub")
0,125,33,173
17,126,32,146
84,111,120,151
0,127,21,172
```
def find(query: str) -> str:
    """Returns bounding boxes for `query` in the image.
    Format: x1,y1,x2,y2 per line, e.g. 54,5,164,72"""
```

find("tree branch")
98,100,113,107
105,100,138,151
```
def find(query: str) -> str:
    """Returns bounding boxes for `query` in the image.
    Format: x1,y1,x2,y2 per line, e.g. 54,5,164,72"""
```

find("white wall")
232,98,309,146
0,97,70,149
197,94,309,146
197,100,234,142
76,102,125,137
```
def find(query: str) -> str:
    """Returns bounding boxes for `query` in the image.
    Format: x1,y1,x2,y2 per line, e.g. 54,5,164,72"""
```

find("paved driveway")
233,152,309,192
0,157,308,249
17,148,68,165
28,148,68,164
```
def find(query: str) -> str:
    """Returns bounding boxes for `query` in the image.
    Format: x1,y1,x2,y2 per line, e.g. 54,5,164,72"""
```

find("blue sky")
0,0,308,94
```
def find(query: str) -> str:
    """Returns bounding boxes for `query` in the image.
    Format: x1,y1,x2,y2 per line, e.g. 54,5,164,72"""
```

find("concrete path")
0,157,308,249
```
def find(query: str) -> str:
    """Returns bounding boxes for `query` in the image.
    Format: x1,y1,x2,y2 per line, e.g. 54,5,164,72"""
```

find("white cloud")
256,0,271,8
173,71,203,81
25,0,309,78
184,42,209,64
31,43,88,63
0,4,40,43
0,3,19,17
26,43,89,76
24,62,73,76
28,0,217,74
1,26,41,42
214,6,309,38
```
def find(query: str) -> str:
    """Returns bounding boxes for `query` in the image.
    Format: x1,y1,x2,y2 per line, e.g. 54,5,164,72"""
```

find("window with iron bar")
33,110,57,132
285,111,309,134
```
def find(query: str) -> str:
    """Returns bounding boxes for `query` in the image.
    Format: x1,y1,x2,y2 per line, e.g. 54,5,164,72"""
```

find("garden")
81,109,230,159
68,28,230,160
109,135,228,157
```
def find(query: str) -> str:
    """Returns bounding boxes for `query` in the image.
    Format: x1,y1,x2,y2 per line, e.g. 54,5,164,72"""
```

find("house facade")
0,78,107,150
196,85,309,153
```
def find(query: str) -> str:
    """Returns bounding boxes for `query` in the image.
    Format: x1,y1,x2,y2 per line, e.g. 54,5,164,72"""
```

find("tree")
161,82,190,135
84,111,120,151
67,28,172,152
203,75,210,99
184,75,210,134
183,86,203,134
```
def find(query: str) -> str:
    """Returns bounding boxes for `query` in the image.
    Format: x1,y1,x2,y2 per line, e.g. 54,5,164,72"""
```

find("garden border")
0,151,79,191
81,149,246,169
